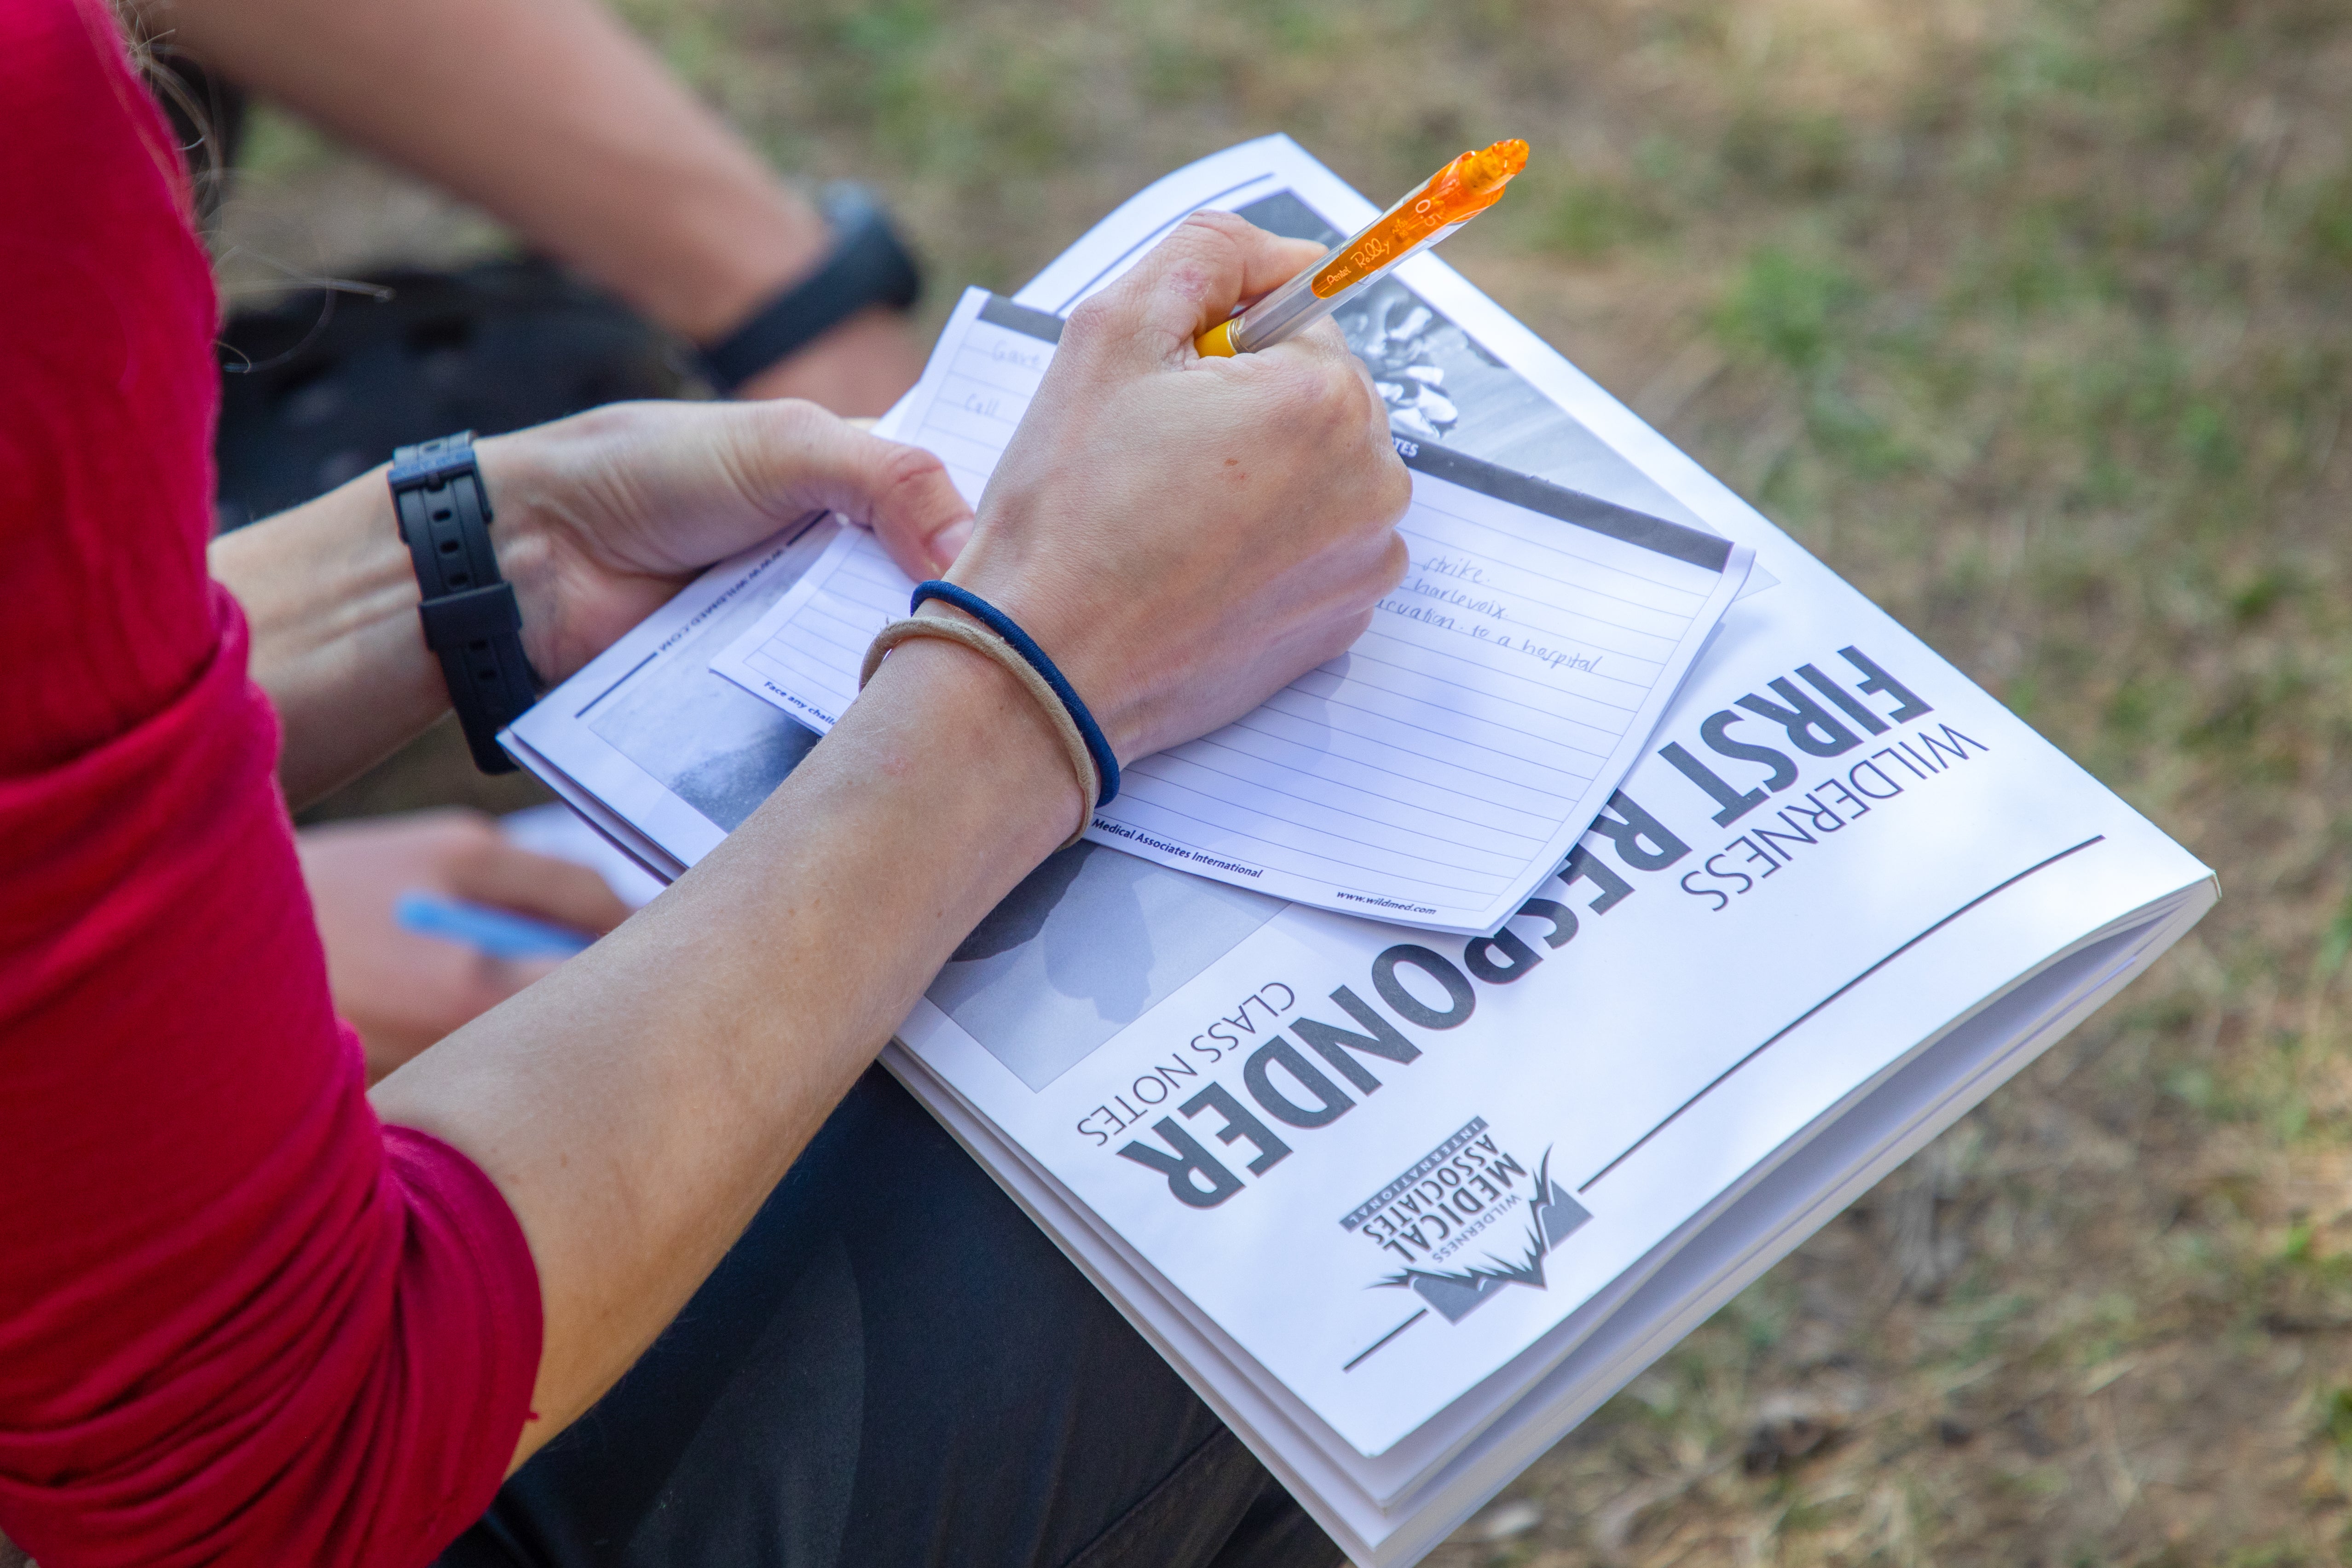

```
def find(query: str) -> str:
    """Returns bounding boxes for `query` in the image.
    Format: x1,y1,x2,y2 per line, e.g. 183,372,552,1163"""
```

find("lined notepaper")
712,288,1751,934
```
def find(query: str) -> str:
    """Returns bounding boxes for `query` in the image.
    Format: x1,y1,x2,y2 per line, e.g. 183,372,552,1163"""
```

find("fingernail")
927,519,973,572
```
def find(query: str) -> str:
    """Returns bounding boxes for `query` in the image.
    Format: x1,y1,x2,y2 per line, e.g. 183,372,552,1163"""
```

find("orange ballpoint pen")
1195,139,1530,358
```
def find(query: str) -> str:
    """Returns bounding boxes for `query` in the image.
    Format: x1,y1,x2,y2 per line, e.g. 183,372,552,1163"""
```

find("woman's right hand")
945,211,1414,766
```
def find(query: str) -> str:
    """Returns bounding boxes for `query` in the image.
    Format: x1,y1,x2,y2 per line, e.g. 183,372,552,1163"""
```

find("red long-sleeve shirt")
0,4,543,1563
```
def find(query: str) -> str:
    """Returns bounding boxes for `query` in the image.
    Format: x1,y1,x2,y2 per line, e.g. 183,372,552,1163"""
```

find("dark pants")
439,1070,1340,1568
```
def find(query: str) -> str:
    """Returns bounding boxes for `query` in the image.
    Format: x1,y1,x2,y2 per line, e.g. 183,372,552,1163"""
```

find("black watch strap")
389,432,539,774
697,183,921,395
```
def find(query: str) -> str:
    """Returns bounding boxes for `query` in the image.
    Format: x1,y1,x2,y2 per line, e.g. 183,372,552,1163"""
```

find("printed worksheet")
512,139,2214,1560
711,288,1753,935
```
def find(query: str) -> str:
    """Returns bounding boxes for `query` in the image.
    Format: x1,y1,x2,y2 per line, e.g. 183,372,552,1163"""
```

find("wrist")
464,431,575,679
386,434,543,774
949,534,1144,768
208,468,451,805
892,590,1117,825
695,185,924,400
855,632,1085,859
656,184,834,346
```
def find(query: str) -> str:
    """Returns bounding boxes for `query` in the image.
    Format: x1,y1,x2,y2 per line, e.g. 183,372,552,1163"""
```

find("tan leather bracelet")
861,615,1100,850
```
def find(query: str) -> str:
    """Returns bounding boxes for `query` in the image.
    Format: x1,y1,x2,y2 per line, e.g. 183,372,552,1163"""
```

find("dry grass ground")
208,0,2352,1561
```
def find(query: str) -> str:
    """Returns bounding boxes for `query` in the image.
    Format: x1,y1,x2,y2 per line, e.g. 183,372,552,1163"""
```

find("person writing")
0,7,1409,1568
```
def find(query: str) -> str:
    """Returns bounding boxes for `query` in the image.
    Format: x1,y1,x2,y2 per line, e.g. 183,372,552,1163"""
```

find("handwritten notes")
712,288,1751,933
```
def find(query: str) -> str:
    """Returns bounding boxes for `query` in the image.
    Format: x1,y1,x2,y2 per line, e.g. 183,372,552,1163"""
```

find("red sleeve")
0,6,544,1564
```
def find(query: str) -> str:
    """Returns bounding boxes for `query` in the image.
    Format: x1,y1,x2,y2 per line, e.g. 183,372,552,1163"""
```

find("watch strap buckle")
389,430,482,493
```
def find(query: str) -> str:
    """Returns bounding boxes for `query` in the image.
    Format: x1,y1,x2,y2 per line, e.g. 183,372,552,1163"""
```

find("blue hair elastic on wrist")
910,580,1121,807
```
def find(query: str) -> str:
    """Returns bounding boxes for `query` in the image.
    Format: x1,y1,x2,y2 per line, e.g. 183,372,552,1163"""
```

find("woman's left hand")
217,397,975,806
478,399,975,684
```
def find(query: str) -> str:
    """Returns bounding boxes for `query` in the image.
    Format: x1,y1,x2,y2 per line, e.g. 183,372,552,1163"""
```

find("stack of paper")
504,137,2213,1566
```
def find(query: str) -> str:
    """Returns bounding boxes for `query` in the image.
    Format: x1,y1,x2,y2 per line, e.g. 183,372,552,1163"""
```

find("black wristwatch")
697,182,921,395
388,432,539,773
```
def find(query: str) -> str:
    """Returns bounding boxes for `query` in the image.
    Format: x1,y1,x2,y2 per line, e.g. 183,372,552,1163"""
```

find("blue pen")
394,891,596,960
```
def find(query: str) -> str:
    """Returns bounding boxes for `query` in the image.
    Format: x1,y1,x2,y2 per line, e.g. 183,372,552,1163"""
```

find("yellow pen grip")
1194,317,1241,358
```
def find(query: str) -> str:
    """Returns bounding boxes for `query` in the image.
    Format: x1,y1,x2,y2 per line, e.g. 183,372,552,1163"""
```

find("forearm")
208,472,448,804
144,0,821,341
369,638,1074,1459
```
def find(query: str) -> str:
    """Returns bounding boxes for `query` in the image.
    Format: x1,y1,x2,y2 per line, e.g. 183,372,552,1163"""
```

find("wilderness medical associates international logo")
1337,1118,1590,1324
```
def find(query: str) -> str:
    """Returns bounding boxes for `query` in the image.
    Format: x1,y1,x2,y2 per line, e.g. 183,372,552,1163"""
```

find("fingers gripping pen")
1195,139,1529,359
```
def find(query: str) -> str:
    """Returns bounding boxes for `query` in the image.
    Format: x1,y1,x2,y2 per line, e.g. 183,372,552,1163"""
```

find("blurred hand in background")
298,810,630,1080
